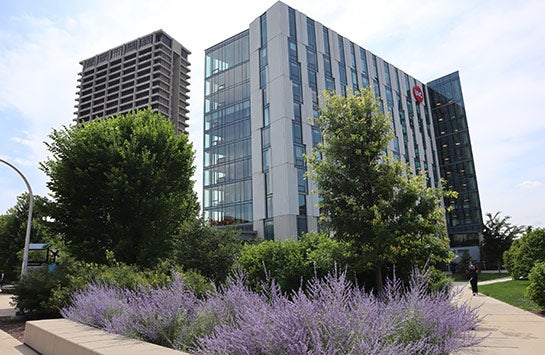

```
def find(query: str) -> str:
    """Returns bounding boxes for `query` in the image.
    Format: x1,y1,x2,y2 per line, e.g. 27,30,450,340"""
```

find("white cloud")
517,180,543,189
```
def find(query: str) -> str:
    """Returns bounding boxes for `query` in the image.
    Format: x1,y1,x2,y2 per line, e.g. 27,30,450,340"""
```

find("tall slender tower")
428,72,483,254
75,30,191,133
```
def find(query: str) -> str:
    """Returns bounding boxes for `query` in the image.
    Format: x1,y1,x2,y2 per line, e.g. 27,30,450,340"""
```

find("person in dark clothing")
468,262,478,295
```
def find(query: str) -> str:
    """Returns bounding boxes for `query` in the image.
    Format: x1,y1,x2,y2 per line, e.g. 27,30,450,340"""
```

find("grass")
448,272,509,283
479,280,543,313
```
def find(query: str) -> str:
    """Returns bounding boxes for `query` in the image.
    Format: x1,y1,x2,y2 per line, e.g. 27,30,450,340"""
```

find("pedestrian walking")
468,262,478,295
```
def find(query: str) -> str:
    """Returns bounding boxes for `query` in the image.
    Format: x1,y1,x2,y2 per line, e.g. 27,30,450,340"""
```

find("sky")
1,0,544,228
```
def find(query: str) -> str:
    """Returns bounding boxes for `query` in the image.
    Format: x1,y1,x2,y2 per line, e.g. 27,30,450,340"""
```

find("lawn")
448,272,510,283
479,280,542,313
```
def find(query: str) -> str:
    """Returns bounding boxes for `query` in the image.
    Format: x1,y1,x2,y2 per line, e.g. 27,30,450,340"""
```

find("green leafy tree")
457,250,472,275
481,212,525,271
41,109,197,267
306,89,453,293
0,193,58,279
175,218,243,283
504,227,545,279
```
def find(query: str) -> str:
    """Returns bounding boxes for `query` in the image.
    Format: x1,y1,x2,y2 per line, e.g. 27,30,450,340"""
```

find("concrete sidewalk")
454,278,545,354
0,292,39,354
0,291,16,317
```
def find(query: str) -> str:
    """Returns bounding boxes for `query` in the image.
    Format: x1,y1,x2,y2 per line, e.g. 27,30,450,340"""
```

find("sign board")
413,85,424,103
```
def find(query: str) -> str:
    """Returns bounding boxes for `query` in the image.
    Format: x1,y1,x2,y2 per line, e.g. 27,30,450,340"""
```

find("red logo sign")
413,85,424,103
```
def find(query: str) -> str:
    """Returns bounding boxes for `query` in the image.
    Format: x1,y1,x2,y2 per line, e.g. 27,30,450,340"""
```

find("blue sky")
1,0,544,228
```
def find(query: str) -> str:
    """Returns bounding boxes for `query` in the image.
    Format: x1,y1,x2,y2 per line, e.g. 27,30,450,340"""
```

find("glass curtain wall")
428,72,483,247
203,31,253,230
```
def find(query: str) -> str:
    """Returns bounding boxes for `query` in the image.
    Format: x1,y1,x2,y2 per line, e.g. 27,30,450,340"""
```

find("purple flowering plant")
62,268,482,354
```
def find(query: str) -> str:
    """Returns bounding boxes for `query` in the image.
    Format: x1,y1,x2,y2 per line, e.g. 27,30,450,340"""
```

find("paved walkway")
454,278,545,354
0,291,38,354
1,279,544,354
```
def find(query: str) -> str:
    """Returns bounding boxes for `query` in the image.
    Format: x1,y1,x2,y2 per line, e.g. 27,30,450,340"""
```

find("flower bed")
62,270,481,354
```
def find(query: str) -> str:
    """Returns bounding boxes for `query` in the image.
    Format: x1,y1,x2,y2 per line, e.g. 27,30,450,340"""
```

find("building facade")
203,1,483,244
428,72,483,253
75,30,191,133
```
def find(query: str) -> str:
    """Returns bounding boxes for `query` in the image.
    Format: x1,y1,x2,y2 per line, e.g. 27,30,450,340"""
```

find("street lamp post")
0,158,34,276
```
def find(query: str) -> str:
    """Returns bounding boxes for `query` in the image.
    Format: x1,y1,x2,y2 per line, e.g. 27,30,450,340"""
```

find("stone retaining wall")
24,318,189,355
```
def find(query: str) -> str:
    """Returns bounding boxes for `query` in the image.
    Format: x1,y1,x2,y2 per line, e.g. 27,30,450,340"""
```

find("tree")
457,250,472,275
41,109,197,267
175,218,243,283
306,89,453,293
503,227,545,279
481,212,525,271
0,193,57,278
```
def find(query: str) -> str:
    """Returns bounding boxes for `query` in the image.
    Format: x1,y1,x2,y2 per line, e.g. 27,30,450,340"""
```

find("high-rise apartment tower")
203,1,483,248
75,30,191,133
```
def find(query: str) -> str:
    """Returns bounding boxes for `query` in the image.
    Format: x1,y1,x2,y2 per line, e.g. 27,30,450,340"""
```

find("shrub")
175,218,243,283
236,232,353,292
63,269,482,354
11,264,71,318
504,228,545,279
526,262,545,309
427,266,452,293
12,257,211,318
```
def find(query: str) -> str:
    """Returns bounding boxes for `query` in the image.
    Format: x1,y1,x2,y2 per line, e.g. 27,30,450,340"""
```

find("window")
323,27,330,54
292,82,302,103
140,35,153,47
292,122,302,144
299,194,307,215
262,148,271,171
338,35,345,64
294,144,305,167
260,67,266,89
262,127,270,148
264,219,274,240
290,61,301,82
297,216,308,236
266,195,273,218
372,55,378,79
288,39,297,60
156,33,172,47
312,126,322,148
263,104,270,126
260,13,267,46
297,168,307,193
293,104,301,121
350,42,357,67
288,7,297,38
323,55,332,76
265,171,272,194
325,77,335,91
307,48,317,70
307,18,316,49
260,47,268,68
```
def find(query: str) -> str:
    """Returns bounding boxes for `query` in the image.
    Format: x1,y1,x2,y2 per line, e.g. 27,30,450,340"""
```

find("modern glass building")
428,72,483,251
203,1,483,244
75,30,191,134
203,31,254,236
